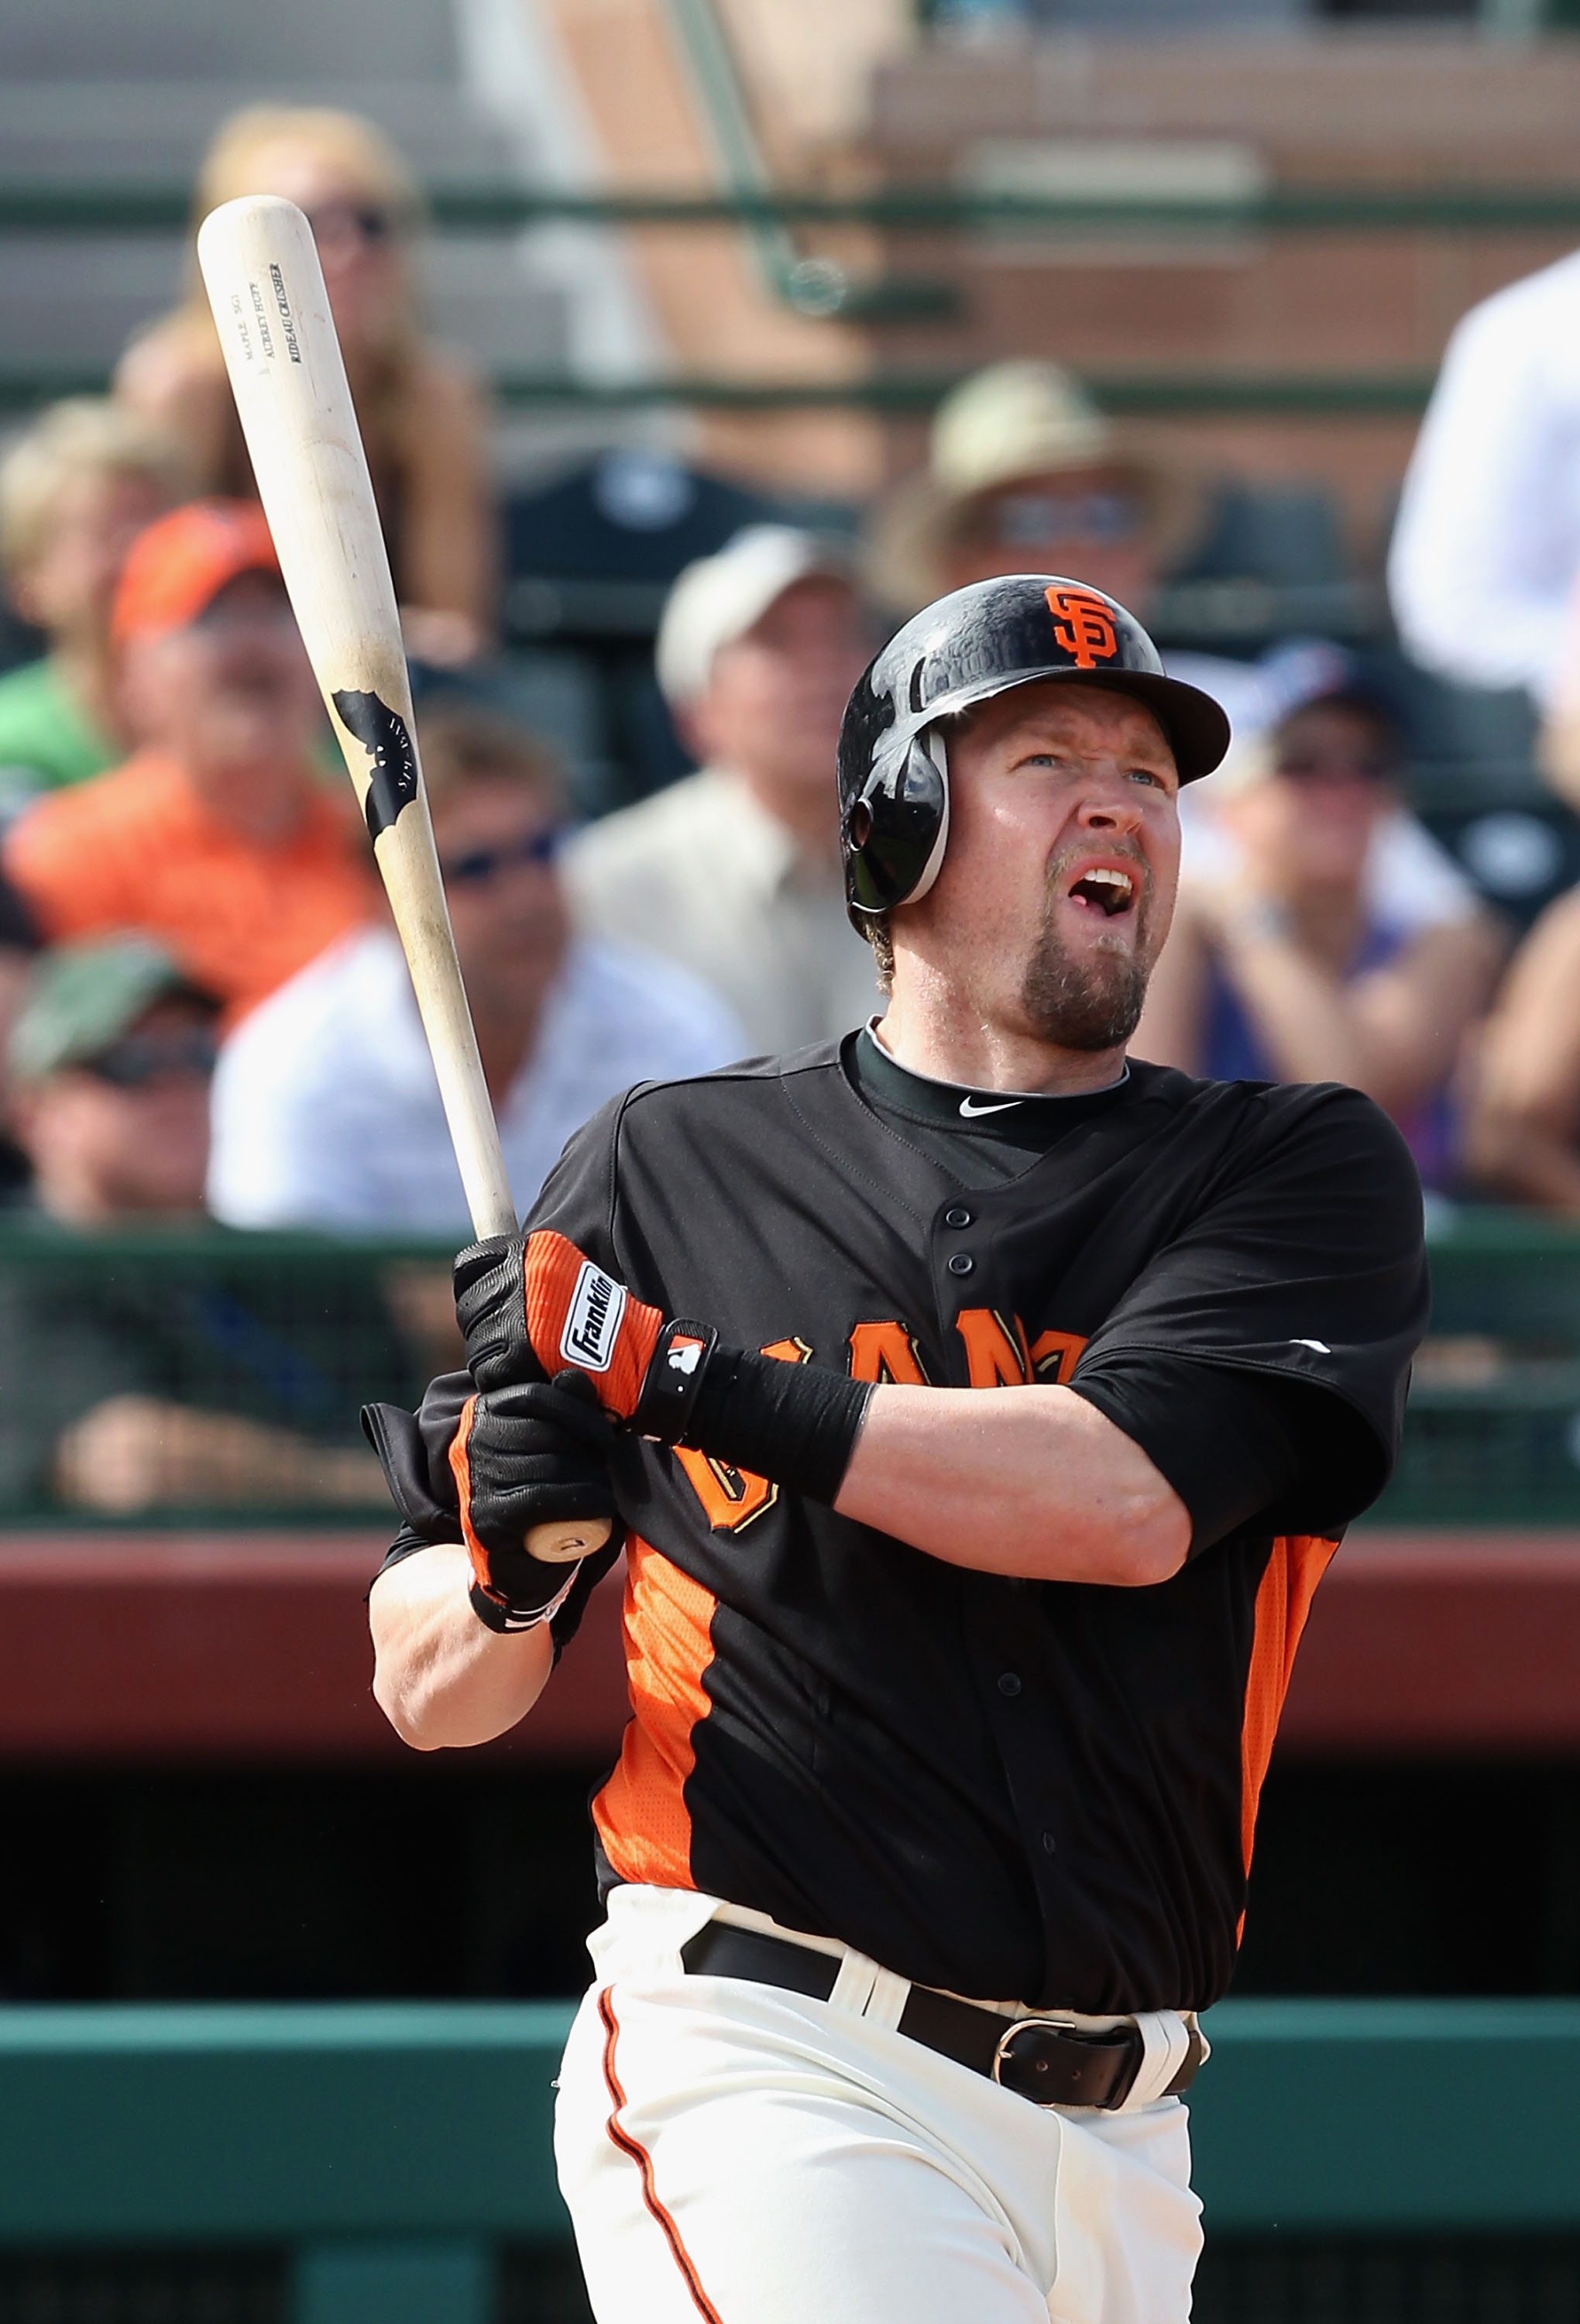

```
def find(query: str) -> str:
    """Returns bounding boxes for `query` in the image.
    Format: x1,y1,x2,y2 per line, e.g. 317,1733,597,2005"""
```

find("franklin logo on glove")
561,1261,628,1373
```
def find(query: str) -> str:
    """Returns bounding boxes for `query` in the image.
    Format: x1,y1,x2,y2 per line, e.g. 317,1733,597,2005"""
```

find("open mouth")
1066,865,1138,919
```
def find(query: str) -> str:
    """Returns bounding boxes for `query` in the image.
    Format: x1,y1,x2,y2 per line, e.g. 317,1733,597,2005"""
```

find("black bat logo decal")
332,688,419,840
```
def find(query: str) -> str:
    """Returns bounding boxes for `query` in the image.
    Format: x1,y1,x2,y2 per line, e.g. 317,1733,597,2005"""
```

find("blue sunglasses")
440,826,561,888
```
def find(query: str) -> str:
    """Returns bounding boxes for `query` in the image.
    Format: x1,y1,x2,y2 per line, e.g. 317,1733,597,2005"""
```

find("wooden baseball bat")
197,194,606,1564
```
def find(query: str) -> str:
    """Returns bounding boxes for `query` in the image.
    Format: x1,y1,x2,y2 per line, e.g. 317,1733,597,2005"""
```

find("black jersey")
519,1038,1427,2013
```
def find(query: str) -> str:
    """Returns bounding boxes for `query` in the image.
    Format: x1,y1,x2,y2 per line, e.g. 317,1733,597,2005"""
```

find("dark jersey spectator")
0,398,187,801
117,106,496,669
1136,682,1503,1191
3,500,375,1026
0,934,393,1515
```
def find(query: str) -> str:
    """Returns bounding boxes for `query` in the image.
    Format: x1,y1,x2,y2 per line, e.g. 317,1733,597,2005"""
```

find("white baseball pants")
554,1886,1204,2324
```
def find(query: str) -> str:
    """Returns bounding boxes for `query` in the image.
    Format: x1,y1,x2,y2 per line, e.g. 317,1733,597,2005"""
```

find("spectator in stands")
207,704,744,1232
564,527,878,1050
9,934,218,1224
871,361,1486,968
1463,882,1580,1212
0,934,386,1513
2,500,375,1026
1135,675,1503,1192
1389,251,1580,801
0,399,187,801
117,105,494,669
867,359,1202,620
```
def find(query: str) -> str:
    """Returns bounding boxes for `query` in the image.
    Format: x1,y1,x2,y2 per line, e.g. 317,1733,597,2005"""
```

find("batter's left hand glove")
455,1231,874,1508
362,1367,624,1631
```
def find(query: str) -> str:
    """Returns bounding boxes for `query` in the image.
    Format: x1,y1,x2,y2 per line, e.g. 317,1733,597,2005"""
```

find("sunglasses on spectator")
307,202,400,250
987,491,1143,548
439,827,561,888
1273,748,1396,785
83,1030,218,1088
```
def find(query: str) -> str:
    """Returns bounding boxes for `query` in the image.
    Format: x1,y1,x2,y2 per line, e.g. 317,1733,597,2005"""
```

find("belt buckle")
991,2012,1078,2089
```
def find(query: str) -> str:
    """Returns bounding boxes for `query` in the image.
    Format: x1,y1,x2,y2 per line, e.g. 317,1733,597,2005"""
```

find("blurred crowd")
6,98,1580,1508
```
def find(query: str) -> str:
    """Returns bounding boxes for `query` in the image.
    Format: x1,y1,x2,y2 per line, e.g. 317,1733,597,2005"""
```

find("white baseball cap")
655,524,857,710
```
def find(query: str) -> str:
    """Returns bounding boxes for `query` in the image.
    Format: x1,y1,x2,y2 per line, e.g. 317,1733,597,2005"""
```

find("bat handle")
526,1516,614,1564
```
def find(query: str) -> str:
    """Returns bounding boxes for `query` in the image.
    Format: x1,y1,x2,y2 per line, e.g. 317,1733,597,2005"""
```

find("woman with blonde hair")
116,106,496,667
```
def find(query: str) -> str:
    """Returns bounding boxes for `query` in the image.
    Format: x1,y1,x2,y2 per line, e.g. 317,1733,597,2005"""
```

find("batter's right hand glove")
454,1232,874,1510
362,1368,623,1632
455,1229,664,1411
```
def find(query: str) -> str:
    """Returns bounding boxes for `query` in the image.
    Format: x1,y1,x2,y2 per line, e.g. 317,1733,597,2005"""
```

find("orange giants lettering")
954,1308,1032,1387
1028,1328,1087,1384
847,1321,931,1385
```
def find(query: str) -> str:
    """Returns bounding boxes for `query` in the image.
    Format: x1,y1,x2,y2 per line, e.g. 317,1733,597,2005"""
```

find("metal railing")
0,365,1445,416
0,171,1575,404
0,1208,1575,1528
3,183,1580,235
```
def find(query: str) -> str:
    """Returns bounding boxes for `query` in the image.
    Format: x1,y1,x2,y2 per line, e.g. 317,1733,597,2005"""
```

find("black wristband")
468,1568,580,1635
681,1346,874,1508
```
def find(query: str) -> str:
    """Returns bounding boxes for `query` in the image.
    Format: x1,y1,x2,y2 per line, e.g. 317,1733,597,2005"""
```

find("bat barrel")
195,195,517,1244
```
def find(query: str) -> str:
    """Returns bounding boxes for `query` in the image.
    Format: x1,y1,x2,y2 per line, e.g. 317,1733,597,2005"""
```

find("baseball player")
366,575,1428,2324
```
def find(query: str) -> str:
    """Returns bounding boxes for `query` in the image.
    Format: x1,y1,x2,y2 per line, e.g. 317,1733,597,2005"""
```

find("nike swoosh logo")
959,1095,1022,1118
1292,1339,1331,1354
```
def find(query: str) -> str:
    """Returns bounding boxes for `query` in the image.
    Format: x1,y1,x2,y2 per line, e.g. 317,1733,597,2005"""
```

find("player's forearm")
835,1384,1190,1587
369,1543,555,1749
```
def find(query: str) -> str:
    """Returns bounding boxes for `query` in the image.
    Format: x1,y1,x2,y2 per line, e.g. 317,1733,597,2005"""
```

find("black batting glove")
363,1369,623,1632
453,1231,874,1511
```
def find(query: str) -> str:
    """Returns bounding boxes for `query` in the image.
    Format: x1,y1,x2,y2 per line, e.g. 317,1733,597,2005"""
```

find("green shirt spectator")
0,655,118,802
0,398,187,801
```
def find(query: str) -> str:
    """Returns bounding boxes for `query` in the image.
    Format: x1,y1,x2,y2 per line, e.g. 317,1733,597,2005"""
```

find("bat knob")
525,1516,613,1564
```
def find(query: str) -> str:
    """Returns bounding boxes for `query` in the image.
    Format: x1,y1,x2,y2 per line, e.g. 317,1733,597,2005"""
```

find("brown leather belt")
679,1923,1203,2111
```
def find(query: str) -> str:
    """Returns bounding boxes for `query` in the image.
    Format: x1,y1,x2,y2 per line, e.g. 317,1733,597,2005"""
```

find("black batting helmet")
837,573,1231,926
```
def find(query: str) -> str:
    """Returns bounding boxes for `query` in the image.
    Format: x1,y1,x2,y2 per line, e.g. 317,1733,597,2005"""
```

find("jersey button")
944,1205,973,1229
998,1672,1022,1697
947,1253,974,1277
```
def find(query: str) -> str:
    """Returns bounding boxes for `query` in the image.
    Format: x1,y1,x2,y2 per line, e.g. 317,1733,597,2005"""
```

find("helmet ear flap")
902,731,950,905
846,728,950,914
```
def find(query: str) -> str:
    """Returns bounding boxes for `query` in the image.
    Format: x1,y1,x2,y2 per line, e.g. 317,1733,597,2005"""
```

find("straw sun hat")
865,360,1206,614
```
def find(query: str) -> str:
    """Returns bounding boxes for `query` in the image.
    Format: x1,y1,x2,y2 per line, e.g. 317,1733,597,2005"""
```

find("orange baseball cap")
111,498,282,646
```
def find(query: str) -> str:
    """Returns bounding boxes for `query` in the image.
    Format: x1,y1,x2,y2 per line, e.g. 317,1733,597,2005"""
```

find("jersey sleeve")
1069,1083,1428,1535
519,1090,630,1268
1071,1351,1380,1549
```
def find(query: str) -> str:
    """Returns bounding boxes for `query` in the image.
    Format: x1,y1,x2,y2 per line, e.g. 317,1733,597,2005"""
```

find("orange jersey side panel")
1240,1532,1338,1882
592,1533,718,1890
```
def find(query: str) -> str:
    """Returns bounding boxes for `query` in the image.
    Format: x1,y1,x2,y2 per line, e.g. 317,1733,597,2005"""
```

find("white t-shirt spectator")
208,927,747,1232
1389,249,1580,707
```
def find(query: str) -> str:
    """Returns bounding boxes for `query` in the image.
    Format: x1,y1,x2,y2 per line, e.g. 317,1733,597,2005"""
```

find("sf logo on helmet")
1044,586,1119,671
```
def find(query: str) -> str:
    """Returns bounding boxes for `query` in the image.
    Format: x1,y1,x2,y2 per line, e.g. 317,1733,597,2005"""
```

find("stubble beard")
1019,894,1153,1053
